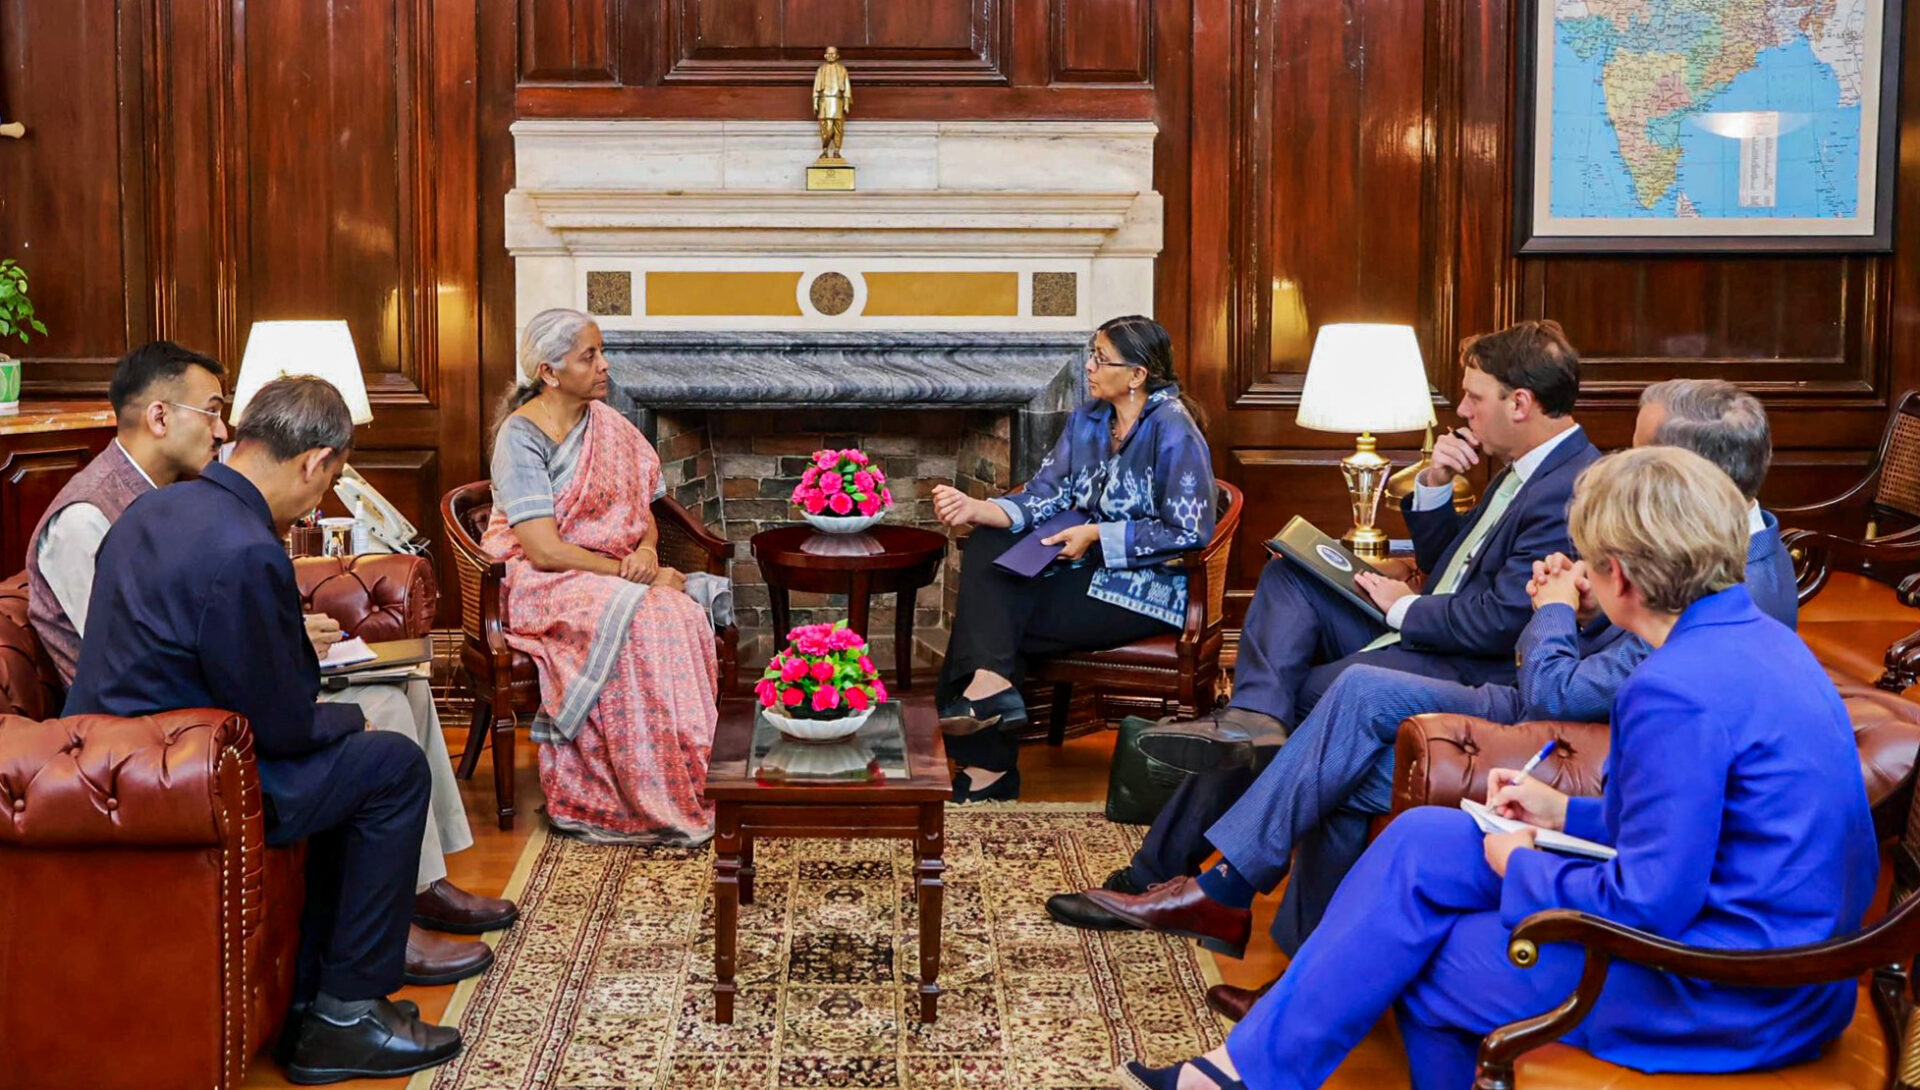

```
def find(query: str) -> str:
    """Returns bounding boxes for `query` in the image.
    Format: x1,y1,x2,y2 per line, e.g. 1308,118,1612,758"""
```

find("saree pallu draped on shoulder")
482,401,719,844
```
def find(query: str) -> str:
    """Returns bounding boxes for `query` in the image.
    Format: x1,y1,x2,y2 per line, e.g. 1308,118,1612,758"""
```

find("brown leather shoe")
413,878,519,935
1081,875,1252,958
403,925,494,987
1205,978,1276,1021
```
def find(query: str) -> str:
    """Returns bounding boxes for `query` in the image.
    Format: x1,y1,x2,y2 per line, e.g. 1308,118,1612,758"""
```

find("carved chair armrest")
1784,526,1920,605
651,494,733,560
1475,900,1920,1088
1773,466,1882,529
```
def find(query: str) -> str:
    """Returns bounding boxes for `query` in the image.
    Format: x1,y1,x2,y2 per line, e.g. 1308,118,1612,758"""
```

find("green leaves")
0,258,45,346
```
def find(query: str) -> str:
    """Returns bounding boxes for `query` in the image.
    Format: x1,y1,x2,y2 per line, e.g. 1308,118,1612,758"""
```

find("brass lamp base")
1340,432,1392,561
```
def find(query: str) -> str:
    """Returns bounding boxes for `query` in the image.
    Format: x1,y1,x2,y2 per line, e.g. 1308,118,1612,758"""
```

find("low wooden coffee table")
702,693,952,1023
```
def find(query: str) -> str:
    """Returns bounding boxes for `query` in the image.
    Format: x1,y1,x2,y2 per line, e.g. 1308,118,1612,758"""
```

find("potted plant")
791,447,894,533
754,620,890,742
0,258,46,414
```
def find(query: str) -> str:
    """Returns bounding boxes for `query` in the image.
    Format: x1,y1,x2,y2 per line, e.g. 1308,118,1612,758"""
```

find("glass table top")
750,701,912,785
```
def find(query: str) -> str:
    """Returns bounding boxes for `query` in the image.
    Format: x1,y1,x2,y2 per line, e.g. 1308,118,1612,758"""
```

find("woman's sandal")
1124,1055,1246,1090
939,688,1031,737
950,768,1021,804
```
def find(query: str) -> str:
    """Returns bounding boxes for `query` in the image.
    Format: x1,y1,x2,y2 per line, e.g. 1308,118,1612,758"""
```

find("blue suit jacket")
1399,428,1600,657
64,463,364,823
1516,510,1799,722
1502,585,1877,1072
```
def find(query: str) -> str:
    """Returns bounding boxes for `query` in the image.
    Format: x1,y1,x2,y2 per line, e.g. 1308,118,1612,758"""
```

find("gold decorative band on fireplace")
645,272,805,317
862,272,1019,317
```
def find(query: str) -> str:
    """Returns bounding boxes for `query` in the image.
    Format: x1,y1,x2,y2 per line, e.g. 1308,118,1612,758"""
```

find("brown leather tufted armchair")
0,552,436,1090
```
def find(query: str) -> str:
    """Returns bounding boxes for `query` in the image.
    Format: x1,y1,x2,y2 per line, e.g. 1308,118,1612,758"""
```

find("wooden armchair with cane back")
1029,479,1244,742
441,481,738,829
1781,392,1920,692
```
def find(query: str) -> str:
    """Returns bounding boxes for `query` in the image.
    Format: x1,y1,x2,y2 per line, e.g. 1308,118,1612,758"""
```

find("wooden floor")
240,574,1920,1089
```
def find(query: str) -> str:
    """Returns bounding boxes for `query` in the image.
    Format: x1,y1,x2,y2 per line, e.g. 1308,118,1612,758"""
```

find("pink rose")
872,468,886,483
857,496,881,517
819,473,843,494
755,679,777,705
796,631,831,656
781,687,805,708
831,627,862,650
801,466,819,485
872,679,889,703
812,685,841,712
844,686,870,711
880,487,893,505
848,450,870,465
829,493,853,514
780,658,808,682
857,655,876,675
813,451,838,470
853,470,875,492
809,660,835,682
803,495,828,514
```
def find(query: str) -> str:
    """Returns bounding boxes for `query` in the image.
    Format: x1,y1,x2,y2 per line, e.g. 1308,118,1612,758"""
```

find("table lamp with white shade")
229,320,373,427
1295,323,1434,559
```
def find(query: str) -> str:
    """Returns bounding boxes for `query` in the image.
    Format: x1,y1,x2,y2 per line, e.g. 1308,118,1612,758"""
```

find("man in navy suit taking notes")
64,376,462,1084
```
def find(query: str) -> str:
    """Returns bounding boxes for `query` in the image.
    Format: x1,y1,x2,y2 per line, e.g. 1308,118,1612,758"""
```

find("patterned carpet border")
410,802,1226,1090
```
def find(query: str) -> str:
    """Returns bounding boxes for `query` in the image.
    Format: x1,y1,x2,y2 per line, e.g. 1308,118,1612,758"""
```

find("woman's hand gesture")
1043,523,1102,562
652,566,686,593
932,484,977,528
619,546,659,584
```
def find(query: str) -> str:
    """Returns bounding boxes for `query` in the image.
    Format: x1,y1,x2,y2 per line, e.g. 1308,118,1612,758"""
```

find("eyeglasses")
166,401,226,422
1086,349,1139,370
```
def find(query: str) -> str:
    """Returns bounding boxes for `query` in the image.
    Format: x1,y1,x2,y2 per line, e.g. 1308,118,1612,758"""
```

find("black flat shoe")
938,688,1031,737
284,998,462,1084
1125,1055,1246,1090
950,768,1020,804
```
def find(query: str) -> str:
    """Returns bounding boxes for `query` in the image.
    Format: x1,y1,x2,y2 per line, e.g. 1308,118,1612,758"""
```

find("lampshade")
229,320,373,426
1295,323,1433,435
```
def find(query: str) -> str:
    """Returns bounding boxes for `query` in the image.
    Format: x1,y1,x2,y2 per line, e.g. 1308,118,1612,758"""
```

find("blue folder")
993,509,1093,578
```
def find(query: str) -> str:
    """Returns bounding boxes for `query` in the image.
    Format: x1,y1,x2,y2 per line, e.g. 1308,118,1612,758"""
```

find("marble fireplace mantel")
605,330,1087,481
506,119,1162,331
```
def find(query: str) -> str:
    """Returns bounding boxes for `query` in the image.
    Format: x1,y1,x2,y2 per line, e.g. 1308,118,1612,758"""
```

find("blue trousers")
1207,665,1524,953
1128,558,1513,890
1226,808,1584,1090
266,730,431,1002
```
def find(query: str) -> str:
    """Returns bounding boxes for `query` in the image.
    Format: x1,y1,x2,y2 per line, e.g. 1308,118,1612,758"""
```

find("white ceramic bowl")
804,511,884,534
762,705,875,742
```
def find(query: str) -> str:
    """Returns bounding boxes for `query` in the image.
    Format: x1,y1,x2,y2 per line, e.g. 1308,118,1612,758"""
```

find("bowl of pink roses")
792,447,893,534
754,620,891,742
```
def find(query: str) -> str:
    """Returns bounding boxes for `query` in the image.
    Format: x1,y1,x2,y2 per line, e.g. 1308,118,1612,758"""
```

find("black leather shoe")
951,767,1020,804
1102,867,1144,895
1046,890,1142,931
939,688,1031,736
275,1001,418,1068
284,998,462,1084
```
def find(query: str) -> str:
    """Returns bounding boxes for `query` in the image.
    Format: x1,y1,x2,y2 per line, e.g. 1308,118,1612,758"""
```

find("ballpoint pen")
1515,738,1557,784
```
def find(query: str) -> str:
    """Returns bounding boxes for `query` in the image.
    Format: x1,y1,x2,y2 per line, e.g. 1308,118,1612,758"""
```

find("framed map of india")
1515,0,1904,253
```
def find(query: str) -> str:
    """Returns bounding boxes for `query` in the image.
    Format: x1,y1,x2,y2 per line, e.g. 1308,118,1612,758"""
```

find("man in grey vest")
25,340,513,988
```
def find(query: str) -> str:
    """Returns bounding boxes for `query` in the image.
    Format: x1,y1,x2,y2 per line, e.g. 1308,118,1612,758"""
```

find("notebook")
1459,798,1618,860
1264,516,1387,622
993,509,1093,578
320,636,434,676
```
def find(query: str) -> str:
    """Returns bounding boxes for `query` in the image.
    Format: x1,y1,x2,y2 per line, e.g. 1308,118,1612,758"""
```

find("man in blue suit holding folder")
65,377,462,1084
1084,322,1599,935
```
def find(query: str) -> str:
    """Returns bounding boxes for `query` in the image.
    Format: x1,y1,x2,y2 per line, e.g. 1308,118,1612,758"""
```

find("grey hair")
235,375,355,462
1639,378,1771,500
494,307,598,431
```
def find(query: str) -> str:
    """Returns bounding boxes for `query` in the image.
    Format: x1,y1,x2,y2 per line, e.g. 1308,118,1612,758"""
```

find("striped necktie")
1362,470,1523,651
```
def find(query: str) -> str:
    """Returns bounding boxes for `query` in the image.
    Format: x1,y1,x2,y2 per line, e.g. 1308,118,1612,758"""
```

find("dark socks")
313,992,378,1024
1195,860,1256,910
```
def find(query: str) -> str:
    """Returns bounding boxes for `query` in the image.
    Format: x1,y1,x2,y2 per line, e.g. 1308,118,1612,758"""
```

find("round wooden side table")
749,524,948,690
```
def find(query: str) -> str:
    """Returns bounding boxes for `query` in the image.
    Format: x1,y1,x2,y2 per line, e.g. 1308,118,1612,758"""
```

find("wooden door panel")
0,430,114,575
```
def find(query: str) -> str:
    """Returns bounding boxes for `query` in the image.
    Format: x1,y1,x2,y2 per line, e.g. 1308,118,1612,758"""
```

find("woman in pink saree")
482,308,718,845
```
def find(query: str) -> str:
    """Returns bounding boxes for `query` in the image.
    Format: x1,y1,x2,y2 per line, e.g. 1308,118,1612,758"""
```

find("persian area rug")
413,803,1226,1090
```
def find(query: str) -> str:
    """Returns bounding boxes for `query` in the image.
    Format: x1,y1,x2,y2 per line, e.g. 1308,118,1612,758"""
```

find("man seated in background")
63,377,462,1084
25,341,514,988
1052,321,1600,951
1049,378,1796,1020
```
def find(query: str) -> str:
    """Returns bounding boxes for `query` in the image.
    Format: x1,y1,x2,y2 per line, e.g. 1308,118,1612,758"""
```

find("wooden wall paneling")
518,0,617,83
663,0,1001,83
1,0,149,395
780,0,868,49
869,0,977,50
0,429,115,575
1050,0,1151,84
